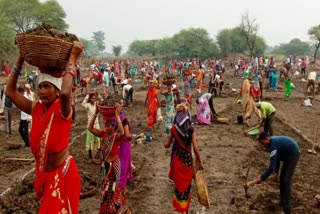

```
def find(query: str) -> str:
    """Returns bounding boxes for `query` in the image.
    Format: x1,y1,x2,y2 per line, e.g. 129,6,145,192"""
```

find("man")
256,101,276,136
196,92,218,117
300,58,307,79
24,84,35,101
1,84,13,137
253,132,300,214
18,86,31,147
305,70,317,100
123,79,133,107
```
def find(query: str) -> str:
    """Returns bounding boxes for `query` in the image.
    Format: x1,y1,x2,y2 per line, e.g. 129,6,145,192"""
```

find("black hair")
258,132,269,141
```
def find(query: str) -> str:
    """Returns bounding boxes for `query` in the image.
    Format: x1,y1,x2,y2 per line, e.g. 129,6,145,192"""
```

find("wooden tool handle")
245,179,259,188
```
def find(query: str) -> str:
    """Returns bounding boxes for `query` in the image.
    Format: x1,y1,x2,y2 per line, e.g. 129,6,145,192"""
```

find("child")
284,78,292,101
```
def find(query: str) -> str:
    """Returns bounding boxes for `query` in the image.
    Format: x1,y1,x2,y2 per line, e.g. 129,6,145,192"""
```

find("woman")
196,97,211,125
118,112,133,195
160,84,175,135
88,103,130,214
145,80,159,130
82,91,102,163
164,104,203,214
196,66,204,93
183,72,192,108
5,42,83,213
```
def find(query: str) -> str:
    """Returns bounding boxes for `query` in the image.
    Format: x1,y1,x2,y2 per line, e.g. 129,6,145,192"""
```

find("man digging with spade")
245,132,300,214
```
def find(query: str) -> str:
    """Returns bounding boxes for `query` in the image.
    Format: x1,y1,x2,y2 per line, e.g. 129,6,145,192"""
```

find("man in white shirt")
123,79,134,107
305,71,317,99
24,84,35,101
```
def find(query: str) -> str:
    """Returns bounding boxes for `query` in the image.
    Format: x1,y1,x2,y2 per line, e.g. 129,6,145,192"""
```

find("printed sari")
169,125,194,213
30,99,80,214
165,92,175,134
99,133,127,214
146,87,158,129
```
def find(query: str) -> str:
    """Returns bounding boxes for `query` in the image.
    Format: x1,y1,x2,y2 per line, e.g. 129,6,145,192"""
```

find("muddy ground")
0,68,320,214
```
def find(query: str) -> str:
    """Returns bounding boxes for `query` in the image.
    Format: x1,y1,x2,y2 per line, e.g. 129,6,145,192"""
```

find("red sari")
30,99,80,214
146,87,158,128
99,132,128,214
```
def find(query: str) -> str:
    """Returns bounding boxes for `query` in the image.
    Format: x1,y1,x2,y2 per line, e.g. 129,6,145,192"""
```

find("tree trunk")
313,41,320,64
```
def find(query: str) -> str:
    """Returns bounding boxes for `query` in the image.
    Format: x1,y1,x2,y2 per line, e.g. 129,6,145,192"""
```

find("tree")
172,28,218,59
0,0,68,33
92,31,105,57
80,38,99,57
253,36,267,56
112,45,122,56
127,40,147,56
217,29,232,56
239,12,259,57
271,38,311,56
156,38,174,56
308,25,320,62
0,12,17,60
35,0,68,31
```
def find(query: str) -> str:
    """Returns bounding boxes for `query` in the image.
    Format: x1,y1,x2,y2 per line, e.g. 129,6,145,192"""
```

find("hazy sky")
55,0,320,52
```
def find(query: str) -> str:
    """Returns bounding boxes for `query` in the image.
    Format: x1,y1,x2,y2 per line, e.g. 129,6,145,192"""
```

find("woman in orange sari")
5,42,83,213
145,80,159,130
164,103,203,213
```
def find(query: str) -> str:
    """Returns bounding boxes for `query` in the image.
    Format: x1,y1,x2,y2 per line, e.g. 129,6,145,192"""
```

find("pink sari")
197,98,211,125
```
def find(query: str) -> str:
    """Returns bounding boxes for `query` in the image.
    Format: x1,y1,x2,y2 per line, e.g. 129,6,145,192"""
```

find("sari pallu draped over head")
30,99,80,214
169,110,194,213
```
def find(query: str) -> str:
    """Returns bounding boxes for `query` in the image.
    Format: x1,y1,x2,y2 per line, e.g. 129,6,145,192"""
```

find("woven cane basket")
194,161,210,208
162,78,176,86
16,34,73,70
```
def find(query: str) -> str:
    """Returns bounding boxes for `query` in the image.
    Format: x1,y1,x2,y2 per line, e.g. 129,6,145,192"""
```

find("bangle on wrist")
12,65,22,76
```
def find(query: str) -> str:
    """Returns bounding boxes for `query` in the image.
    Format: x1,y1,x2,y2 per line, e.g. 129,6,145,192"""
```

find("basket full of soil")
162,74,176,86
98,94,123,118
15,23,80,70
182,68,192,76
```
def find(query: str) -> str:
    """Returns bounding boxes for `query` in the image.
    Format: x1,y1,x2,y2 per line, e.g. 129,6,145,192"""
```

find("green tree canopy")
35,0,68,31
172,28,218,59
271,38,311,56
0,13,17,60
80,38,99,57
216,29,232,56
217,27,265,56
112,45,122,56
92,31,105,56
0,0,68,33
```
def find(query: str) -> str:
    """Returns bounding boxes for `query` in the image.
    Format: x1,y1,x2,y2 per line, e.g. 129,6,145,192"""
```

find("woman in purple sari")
118,112,133,194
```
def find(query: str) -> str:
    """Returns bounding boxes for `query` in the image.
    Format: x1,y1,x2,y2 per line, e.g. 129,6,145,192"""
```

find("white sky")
54,0,320,52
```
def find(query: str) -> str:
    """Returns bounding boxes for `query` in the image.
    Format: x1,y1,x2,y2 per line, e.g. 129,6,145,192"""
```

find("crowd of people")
1,52,320,214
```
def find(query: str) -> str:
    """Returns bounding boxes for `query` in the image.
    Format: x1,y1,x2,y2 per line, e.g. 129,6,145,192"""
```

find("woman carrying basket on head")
88,103,130,214
164,102,203,214
5,41,83,213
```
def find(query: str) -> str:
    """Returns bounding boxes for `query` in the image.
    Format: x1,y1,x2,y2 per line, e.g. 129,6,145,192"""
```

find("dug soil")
0,68,320,214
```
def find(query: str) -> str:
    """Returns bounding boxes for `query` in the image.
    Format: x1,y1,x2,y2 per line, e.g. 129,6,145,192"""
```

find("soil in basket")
21,23,79,43
100,94,123,106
